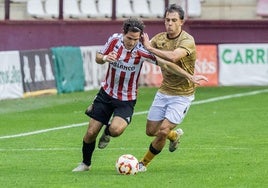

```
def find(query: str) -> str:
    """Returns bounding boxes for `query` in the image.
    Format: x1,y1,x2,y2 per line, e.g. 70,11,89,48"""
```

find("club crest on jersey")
131,50,137,58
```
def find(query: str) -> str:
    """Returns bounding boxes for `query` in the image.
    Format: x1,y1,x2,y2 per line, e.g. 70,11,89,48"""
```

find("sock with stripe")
140,143,161,167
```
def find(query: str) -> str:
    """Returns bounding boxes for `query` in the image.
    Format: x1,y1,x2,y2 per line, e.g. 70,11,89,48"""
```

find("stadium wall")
1,20,268,51
1,20,268,100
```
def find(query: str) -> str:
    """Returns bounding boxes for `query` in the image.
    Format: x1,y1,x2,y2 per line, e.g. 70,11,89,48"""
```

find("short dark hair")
123,18,145,34
164,4,185,20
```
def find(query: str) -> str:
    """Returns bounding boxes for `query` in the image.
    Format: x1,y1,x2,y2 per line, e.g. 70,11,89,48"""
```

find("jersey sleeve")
179,34,196,56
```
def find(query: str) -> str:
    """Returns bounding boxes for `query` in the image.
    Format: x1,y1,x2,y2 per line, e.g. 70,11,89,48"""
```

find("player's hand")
190,75,208,85
106,51,117,62
141,33,151,49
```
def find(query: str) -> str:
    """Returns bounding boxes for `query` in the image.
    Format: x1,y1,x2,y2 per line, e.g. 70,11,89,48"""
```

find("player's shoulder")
152,32,167,39
110,33,123,39
107,33,123,44
181,30,195,41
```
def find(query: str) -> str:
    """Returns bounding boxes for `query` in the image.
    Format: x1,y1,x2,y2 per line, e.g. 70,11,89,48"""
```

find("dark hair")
123,18,145,34
164,4,184,20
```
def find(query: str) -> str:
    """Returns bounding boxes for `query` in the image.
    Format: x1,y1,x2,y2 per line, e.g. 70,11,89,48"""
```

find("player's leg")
165,95,194,152
139,119,175,171
144,91,166,137
72,118,102,172
139,92,166,171
73,88,112,172
98,116,128,149
98,99,136,149
145,119,162,136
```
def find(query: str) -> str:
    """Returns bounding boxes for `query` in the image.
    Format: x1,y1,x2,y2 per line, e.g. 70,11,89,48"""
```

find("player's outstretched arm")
190,75,208,85
142,33,187,63
156,56,208,85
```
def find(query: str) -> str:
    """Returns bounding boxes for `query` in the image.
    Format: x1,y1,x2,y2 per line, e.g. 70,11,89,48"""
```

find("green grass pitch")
0,86,267,188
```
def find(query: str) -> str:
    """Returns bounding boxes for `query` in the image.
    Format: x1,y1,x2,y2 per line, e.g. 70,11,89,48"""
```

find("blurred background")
0,0,268,100
1,0,267,21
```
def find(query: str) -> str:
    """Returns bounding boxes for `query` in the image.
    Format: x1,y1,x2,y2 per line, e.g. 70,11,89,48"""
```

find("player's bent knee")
110,129,124,137
157,129,169,139
146,129,155,136
146,127,158,136
86,129,97,137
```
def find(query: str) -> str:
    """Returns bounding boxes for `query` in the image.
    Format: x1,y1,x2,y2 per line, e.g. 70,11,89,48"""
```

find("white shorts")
147,91,194,124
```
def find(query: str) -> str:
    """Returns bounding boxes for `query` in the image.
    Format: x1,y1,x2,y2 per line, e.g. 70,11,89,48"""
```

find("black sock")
82,140,96,166
104,124,111,136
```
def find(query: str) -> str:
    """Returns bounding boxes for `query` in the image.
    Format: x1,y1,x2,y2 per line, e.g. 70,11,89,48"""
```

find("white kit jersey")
99,33,157,101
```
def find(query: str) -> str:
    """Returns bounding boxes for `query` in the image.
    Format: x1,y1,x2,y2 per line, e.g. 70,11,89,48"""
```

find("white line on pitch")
1,89,268,140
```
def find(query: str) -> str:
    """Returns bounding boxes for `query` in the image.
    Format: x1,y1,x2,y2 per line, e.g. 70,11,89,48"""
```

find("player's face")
165,12,183,38
123,31,141,50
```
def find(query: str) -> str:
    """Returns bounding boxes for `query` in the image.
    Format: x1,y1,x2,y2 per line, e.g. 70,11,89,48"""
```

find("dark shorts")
85,88,136,125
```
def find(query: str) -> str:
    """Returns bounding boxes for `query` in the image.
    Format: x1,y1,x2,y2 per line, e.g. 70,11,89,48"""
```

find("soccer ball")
115,154,139,175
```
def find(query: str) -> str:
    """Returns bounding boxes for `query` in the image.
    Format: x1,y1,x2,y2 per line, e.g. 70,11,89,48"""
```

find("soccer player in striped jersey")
72,17,206,172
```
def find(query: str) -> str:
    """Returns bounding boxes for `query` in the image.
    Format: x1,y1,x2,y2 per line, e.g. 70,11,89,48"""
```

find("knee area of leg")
110,130,122,137
146,129,154,136
86,129,95,136
158,129,169,137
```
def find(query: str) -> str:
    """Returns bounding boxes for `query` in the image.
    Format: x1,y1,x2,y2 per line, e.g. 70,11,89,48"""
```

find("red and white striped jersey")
99,33,157,101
